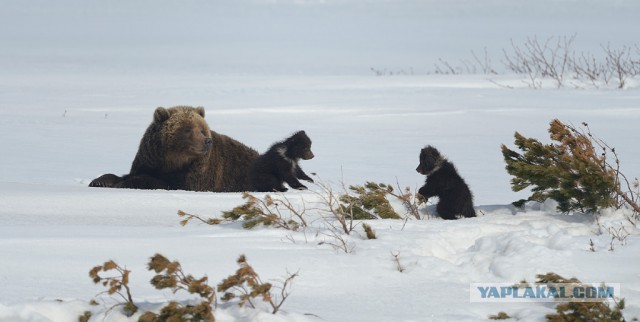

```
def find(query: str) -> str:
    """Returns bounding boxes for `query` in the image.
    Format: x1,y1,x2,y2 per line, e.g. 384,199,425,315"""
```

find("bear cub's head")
284,131,314,161
154,106,213,159
416,145,443,175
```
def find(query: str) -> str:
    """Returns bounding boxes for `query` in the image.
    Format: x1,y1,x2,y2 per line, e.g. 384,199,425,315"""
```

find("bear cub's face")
287,131,314,161
416,146,441,175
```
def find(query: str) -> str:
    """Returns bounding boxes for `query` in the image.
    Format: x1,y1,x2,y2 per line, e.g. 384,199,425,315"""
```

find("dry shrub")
362,223,377,239
181,192,307,230
537,273,625,322
89,259,137,316
218,255,298,314
142,254,216,322
502,119,639,217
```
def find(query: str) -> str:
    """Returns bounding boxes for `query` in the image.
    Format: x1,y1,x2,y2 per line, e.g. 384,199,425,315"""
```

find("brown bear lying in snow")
89,106,259,192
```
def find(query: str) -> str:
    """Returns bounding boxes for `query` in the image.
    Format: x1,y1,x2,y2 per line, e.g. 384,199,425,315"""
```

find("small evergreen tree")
339,182,402,219
142,253,216,322
501,119,618,213
217,255,297,314
537,273,626,322
89,260,138,316
180,192,306,230
488,312,511,320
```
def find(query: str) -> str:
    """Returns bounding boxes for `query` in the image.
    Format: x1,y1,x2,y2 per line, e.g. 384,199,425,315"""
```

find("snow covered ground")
1,0,640,321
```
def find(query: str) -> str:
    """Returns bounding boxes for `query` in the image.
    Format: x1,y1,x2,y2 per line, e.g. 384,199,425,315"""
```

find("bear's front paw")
415,193,428,203
88,174,122,188
294,185,308,190
89,180,105,187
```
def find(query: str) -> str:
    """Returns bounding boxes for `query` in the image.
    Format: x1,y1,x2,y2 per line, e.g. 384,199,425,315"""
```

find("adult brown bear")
89,106,259,192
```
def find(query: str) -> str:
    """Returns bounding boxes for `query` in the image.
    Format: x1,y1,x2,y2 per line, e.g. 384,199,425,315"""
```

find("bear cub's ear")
292,131,308,141
195,106,205,118
423,145,441,160
154,107,171,123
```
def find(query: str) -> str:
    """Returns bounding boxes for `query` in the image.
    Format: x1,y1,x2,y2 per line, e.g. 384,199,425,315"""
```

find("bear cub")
416,145,475,220
250,131,315,192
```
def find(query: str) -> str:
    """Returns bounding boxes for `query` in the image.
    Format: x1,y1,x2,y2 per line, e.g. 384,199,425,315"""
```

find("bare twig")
317,229,356,254
218,255,298,314
503,34,577,88
268,270,299,314
608,225,630,251
391,251,406,273
434,58,458,75
568,122,640,217
471,47,498,75
309,178,356,235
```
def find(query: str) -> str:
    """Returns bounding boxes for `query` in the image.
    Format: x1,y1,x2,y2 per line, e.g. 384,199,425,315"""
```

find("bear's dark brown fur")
89,106,259,192
416,145,476,220
250,131,315,192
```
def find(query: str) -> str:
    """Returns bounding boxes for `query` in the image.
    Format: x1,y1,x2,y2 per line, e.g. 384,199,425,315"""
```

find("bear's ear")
195,106,205,118
154,107,171,123
424,146,441,159
293,130,308,140
425,145,439,154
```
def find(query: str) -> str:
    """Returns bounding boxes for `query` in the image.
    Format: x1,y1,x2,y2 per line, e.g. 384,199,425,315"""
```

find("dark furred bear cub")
416,145,475,220
250,131,315,192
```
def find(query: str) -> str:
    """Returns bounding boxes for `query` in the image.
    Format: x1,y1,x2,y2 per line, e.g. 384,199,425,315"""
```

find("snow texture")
1,0,640,321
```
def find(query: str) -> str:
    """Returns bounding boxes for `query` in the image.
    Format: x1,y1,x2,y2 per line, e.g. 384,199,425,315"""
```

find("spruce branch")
218,255,298,314
501,119,639,215
89,260,138,317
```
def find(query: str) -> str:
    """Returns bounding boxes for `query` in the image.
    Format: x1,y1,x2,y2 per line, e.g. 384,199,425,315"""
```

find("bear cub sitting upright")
250,131,315,192
416,145,476,220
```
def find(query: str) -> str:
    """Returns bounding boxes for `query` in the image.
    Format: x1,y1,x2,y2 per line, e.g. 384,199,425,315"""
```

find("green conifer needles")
501,119,617,213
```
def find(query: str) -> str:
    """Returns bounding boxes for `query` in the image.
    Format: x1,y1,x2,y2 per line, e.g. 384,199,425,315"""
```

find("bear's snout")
203,138,213,152
201,137,213,152
303,150,314,160
416,165,424,174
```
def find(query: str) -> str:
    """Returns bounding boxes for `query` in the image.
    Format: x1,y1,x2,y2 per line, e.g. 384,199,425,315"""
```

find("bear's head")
285,131,314,160
154,106,213,168
416,145,443,175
